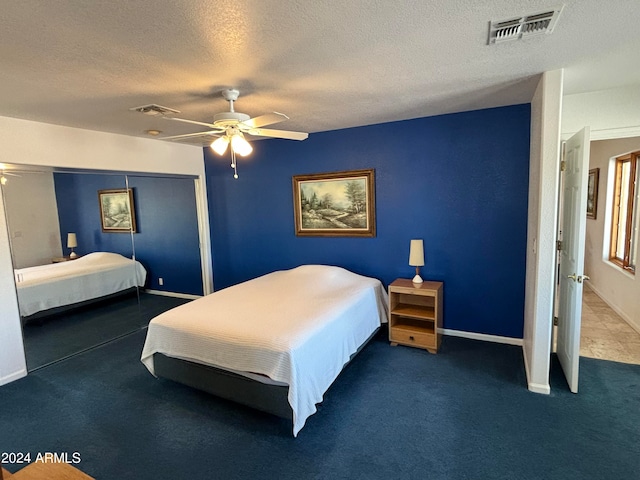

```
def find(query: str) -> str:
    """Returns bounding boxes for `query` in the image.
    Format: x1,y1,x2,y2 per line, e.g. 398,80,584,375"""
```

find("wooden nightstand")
52,255,80,263
388,278,443,353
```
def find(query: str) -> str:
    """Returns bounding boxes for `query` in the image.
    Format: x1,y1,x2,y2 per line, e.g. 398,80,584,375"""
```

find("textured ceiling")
1,0,639,146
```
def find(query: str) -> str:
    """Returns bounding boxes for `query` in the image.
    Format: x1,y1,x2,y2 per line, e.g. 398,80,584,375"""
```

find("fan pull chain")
231,149,238,179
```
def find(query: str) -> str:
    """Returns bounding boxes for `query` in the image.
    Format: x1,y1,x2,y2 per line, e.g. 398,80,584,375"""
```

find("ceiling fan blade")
160,131,220,141
241,112,289,129
163,117,218,129
247,128,308,141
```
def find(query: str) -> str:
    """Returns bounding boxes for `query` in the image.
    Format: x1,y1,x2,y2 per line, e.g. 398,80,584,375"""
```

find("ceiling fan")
161,89,309,178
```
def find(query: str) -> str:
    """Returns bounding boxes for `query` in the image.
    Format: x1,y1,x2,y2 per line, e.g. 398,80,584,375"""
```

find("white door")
557,127,590,393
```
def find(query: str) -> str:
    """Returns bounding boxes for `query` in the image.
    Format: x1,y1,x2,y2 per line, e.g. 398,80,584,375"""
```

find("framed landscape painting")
98,188,137,233
292,169,376,237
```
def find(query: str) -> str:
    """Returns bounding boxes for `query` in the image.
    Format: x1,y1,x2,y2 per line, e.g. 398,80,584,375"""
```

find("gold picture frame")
292,169,376,237
98,188,137,233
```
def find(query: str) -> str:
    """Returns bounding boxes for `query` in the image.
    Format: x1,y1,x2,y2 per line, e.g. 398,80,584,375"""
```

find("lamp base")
69,251,77,259
412,274,423,284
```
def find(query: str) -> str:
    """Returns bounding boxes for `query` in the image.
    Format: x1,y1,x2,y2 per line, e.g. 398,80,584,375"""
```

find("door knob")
581,275,590,282
567,274,578,281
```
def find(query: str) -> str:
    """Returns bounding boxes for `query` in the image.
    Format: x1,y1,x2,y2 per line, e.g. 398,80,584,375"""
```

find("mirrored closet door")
2,168,140,371
1,165,204,372
124,174,203,325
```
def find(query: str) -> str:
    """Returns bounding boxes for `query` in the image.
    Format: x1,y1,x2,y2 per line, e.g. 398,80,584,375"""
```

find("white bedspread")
141,264,388,436
15,252,147,317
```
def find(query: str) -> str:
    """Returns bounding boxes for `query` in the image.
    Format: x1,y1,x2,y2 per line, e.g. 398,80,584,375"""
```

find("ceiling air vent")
488,6,563,44
129,104,180,116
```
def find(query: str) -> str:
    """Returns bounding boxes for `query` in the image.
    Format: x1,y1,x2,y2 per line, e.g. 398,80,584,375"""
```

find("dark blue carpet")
1,330,638,479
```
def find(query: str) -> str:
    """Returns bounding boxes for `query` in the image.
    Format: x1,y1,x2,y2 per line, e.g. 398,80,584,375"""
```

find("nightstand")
52,255,80,263
388,278,443,353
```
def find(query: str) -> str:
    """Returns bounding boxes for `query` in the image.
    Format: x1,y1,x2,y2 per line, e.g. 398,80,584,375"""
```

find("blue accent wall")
54,173,203,296
205,104,531,339
55,174,133,257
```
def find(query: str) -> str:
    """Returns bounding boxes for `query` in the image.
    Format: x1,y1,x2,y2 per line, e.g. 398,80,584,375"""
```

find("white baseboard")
527,381,551,394
521,346,551,394
585,282,640,335
0,368,27,386
440,328,524,346
442,328,549,393
143,289,202,300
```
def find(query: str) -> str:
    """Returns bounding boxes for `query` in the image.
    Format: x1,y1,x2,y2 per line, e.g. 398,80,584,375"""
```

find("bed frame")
153,327,380,420
21,287,138,325
154,353,293,418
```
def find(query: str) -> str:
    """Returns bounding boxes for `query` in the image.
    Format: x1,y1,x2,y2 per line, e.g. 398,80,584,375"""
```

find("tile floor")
580,288,640,365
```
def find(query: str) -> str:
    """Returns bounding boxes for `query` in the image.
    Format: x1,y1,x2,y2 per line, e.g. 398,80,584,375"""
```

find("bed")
141,264,388,436
15,251,147,320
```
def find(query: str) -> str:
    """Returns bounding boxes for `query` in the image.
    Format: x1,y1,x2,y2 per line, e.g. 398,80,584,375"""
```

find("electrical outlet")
158,278,164,286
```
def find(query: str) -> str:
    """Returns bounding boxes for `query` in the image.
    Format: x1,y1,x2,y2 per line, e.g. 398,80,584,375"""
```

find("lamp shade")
409,239,424,267
230,133,253,157
211,136,230,155
67,233,78,249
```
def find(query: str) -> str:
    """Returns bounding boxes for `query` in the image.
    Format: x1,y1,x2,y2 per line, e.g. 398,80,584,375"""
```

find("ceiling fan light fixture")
211,136,230,155
0,176,7,185
230,133,253,157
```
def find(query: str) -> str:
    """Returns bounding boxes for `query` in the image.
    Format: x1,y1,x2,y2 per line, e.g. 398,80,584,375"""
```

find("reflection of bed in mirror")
141,265,388,436
15,252,147,322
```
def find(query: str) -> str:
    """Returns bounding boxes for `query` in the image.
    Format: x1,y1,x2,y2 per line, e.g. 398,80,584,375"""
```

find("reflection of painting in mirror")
98,188,137,232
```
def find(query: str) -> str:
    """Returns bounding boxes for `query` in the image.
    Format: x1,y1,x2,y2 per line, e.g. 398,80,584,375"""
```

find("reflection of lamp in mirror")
67,233,78,258
409,239,425,284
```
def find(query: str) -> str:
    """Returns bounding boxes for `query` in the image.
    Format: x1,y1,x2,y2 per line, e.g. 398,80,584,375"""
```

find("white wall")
3,172,63,268
584,137,640,333
0,115,211,386
523,70,563,395
562,85,640,141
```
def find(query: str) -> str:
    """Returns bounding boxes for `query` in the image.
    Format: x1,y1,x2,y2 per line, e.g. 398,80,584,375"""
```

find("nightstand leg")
390,342,398,347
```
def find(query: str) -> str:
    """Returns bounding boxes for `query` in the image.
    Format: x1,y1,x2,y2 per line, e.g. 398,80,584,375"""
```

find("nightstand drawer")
389,327,434,347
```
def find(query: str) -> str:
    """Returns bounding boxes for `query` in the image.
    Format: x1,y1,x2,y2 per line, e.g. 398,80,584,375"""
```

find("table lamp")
67,233,78,258
409,239,424,284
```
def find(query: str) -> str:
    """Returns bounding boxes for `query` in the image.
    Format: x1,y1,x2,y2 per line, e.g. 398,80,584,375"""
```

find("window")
609,150,639,273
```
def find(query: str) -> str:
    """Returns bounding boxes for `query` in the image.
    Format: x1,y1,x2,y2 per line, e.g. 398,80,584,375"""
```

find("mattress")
15,251,147,317
141,264,388,436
